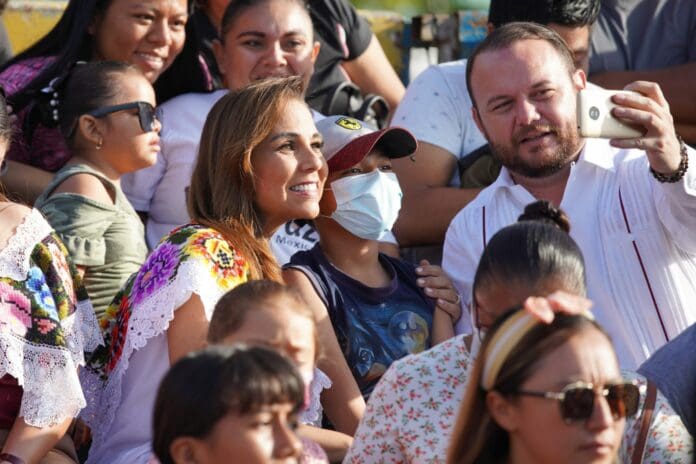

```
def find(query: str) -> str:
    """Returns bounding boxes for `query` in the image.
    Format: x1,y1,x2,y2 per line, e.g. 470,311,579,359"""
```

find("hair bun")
517,200,571,233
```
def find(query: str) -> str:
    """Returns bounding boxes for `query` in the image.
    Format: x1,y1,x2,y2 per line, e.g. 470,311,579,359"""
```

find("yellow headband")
480,309,594,391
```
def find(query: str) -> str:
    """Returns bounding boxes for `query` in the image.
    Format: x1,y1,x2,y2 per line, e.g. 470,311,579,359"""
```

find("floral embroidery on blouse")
1,231,93,352
0,209,102,427
87,223,249,379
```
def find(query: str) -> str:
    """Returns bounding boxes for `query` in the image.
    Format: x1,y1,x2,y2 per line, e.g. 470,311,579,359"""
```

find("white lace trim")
0,331,85,427
300,368,332,427
0,209,53,280
62,299,104,365
81,259,229,453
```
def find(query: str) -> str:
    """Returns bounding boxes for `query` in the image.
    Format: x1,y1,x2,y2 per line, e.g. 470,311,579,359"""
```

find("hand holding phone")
577,88,644,139
580,81,684,177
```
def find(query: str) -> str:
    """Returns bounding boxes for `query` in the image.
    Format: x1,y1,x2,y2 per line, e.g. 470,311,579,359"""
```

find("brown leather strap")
632,381,657,464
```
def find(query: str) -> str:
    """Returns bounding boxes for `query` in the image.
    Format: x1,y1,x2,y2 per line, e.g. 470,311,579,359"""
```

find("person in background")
443,22,696,368
0,0,204,204
346,201,693,464
390,0,600,260
152,345,304,464
34,62,158,317
208,280,354,462
169,0,404,116
79,77,326,464
284,116,461,434
447,309,637,464
0,93,102,464
589,0,696,144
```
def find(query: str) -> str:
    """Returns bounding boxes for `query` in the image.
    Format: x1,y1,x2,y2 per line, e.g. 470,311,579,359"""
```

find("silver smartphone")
577,88,644,139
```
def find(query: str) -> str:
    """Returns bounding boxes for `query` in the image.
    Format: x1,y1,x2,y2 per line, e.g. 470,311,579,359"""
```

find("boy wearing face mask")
283,116,460,404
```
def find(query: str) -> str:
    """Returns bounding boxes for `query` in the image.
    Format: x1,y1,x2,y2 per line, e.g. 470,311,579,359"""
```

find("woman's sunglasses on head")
88,101,158,133
513,380,643,424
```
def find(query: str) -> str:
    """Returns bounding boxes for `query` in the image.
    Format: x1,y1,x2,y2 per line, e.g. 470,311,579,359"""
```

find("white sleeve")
391,65,466,158
443,208,481,335
653,145,696,254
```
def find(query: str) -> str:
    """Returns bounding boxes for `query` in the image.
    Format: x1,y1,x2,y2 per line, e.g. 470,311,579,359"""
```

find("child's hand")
416,259,461,323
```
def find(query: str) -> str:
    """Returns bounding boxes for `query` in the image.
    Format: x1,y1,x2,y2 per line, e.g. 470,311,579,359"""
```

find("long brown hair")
188,76,306,282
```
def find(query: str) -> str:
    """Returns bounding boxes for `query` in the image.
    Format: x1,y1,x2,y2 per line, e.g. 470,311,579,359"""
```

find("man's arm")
392,142,480,247
590,62,696,143
342,34,405,116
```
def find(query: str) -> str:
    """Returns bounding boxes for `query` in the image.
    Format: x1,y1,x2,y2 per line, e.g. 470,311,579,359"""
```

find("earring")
96,138,103,150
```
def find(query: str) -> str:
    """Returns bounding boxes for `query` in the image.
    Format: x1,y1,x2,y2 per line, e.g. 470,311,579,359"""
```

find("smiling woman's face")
214,0,319,91
90,0,188,82
251,98,327,236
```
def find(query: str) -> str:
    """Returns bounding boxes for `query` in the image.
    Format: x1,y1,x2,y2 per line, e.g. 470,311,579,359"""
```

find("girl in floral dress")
0,93,102,462
79,77,327,464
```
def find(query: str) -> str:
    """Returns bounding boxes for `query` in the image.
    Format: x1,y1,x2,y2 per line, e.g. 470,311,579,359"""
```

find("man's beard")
488,123,582,179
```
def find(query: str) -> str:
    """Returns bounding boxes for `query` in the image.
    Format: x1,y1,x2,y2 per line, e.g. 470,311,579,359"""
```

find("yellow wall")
2,1,67,55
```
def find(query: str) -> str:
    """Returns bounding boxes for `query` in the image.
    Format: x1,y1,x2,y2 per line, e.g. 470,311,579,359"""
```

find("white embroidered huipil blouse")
443,137,696,369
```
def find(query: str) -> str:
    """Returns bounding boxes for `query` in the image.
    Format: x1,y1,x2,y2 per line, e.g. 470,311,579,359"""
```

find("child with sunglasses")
35,61,160,318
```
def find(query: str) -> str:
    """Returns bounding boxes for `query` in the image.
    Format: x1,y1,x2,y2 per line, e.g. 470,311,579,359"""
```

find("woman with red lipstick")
0,0,205,204
80,76,327,464
34,62,159,319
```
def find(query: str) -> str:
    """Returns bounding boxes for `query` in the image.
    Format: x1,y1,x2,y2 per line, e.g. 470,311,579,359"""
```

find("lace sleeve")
0,210,103,427
300,368,332,426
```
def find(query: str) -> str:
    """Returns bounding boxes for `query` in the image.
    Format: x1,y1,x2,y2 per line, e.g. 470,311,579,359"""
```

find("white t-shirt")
122,91,325,265
443,138,696,369
391,59,487,187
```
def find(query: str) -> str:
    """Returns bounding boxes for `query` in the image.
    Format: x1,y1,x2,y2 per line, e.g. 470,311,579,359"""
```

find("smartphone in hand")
577,88,644,139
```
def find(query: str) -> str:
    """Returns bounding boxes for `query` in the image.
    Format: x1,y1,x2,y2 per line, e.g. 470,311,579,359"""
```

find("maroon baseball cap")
316,115,417,173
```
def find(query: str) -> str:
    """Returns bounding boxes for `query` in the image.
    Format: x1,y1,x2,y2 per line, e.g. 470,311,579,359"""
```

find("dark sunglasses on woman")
88,101,158,133
514,380,643,424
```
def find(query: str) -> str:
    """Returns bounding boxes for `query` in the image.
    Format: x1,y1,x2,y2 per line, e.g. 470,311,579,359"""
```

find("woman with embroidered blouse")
79,77,327,464
34,62,159,318
0,94,102,463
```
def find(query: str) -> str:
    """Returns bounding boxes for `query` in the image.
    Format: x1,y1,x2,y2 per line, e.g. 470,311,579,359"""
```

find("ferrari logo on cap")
336,117,362,131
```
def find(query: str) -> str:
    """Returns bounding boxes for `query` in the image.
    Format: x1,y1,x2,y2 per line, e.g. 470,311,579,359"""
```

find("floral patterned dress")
0,208,102,428
80,223,250,464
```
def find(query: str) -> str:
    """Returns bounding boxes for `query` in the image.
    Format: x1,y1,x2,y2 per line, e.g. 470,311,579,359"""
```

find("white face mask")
329,170,402,240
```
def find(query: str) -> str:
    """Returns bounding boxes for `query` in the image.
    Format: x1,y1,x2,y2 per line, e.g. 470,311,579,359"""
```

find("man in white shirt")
443,22,696,369
391,0,600,255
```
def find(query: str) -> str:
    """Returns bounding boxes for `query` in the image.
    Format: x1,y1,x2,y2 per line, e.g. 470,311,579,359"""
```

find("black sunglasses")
514,380,643,423
88,101,158,133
